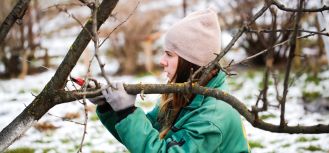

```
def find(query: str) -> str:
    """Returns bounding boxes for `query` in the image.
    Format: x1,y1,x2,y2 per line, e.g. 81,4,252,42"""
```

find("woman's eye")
166,52,172,57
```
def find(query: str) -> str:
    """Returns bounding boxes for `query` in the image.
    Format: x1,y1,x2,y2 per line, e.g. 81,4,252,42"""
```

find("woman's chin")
160,72,170,82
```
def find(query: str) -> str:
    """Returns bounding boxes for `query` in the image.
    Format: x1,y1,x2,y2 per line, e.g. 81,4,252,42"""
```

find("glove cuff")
97,102,113,114
116,106,137,122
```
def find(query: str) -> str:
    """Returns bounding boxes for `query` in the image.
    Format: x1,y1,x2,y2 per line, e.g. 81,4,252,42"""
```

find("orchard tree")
0,0,329,152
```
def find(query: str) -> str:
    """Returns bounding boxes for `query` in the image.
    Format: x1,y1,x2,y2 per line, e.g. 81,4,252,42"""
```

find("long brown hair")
158,57,218,139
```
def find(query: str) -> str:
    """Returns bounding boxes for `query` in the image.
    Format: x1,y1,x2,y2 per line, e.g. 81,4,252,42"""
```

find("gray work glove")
88,95,106,105
102,82,137,111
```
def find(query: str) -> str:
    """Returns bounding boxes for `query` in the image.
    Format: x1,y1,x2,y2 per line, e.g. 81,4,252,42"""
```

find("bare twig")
195,0,273,85
280,0,304,127
272,72,281,102
272,0,329,12
0,0,119,151
47,113,85,125
78,0,94,9
95,1,139,88
98,1,140,47
55,5,94,39
229,33,316,67
77,1,100,152
247,28,329,36
41,2,83,12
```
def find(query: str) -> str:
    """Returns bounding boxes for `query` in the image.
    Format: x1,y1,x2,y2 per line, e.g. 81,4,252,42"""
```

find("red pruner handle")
70,76,85,86
70,76,99,89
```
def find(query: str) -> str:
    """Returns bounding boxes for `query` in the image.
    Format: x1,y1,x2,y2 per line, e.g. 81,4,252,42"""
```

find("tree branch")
56,83,329,134
229,33,315,67
0,0,119,151
0,0,31,44
280,0,304,127
247,28,329,37
272,0,329,12
196,0,272,85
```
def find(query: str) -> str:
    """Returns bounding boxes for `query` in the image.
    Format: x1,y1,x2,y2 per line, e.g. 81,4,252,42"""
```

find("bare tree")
107,0,174,75
0,0,329,152
0,0,119,151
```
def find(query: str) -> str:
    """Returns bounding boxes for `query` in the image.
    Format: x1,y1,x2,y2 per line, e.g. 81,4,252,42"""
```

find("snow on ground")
229,69,329,153
1,1,329,152
1,66,329,153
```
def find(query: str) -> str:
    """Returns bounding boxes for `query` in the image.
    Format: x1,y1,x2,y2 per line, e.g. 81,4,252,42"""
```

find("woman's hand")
88,95,106,105
101,82,137,111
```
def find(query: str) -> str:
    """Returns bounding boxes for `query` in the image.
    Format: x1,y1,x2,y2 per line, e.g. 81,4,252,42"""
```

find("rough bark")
51,83,329,134
0,0,30,44
0,0,119,151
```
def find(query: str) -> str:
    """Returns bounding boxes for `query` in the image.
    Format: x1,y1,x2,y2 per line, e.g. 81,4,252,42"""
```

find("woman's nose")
160,56,167,67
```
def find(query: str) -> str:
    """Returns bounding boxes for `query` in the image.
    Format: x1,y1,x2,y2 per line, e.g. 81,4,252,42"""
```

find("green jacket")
96,71,250,153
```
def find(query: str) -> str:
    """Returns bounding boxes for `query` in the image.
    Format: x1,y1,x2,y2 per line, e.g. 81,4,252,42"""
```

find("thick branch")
0,0,31,44
0,0,119,151
57,83,329,134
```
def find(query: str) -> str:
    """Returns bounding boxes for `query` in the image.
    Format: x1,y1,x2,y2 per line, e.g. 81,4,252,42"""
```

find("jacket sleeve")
145,102,161,130
96,104,122,142
115,108,223,153
96,103,160,142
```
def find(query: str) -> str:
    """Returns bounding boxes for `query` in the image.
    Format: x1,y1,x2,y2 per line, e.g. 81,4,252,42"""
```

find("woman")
93,8,250,153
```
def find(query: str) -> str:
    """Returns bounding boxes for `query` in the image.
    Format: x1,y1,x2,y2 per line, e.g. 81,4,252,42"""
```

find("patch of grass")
305,75,321,85
281,143,291,148
34,139,51,143
4,147,35,153
31,88,40,94
302,91,321,102
246,70,256,79
67,145,80,153
248,140,264,149
85,142,92,146
258,79,273,89
245,95,253,100
90,114,99,121
42,148,57,153
91,151,105,153
108,139,116,144
260,113,276,120
18,89,25,94
296,136,319,142
269,139,281,144
299,145,323,151
135,71,153,78
60,138,70,144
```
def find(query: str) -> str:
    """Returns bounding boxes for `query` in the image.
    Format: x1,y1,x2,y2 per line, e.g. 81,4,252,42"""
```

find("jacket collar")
184,70,227,109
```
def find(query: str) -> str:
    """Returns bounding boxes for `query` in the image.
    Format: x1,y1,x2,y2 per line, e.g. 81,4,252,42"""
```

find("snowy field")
1,0,329,152
0,67,329,153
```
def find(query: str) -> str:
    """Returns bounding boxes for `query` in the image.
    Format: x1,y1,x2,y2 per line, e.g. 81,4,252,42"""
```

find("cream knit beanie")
164,8,221,66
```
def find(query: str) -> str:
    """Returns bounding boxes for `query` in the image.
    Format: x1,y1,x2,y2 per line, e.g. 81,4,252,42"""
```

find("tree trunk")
122,39,138,74
0,0,30,44
142,41,153,73
0,0,119,151
316,2,329,66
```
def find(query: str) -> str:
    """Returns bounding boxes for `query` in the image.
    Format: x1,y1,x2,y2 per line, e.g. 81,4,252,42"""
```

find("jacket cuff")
96,102,113,114
116,106,137,122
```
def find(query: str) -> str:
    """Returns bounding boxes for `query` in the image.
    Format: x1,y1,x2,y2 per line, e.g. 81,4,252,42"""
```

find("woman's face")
160,51,179,80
